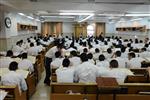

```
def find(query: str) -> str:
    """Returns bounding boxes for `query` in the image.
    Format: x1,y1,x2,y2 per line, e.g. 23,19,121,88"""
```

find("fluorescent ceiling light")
59,13,94,15
98,14,124,16
41,16,74,18
59,10,94,13
18,13,25,16
125,13,150,16
118,20,126,23
130,18,143,21
35,19,41,21
27,16,34,19
78,14,94,23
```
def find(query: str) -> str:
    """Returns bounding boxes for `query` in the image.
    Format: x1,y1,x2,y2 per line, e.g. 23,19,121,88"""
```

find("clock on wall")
5,17,11,28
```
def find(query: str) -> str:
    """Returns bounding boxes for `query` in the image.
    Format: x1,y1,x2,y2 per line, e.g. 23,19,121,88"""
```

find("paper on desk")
0,90,7,100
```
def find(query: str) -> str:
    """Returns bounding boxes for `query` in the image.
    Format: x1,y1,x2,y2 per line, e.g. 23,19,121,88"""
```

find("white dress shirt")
18,59,34,72
74,62,99,83
56,67,75,83
96,60,109,68
114,57,128,68
12,45,24,54
45,46,57,59
27,47,39,56
0,57,14,68
105,68,134,84
127,57,145,69
69,57,81,66
51,58,63,68
1,71,27,92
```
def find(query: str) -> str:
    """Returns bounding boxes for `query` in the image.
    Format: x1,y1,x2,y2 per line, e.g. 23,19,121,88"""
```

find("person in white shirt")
27,43,39,56
127,52,145,69
1,61,27,92
56,58,74,83
113,51,128,68
87,53,95,64
0,50,14,68
93,48,101,61
96,54,109,69
74,53,99,83
12,41,24,54
44,44,64,85
18,53,34,73
139,48,150,58
51,51,63,69
103,48,113,60
121,47,128,58
69,51,81,66
105,60,134,84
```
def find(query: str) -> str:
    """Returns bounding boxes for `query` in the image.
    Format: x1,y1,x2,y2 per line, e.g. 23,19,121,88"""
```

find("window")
87,23,95,37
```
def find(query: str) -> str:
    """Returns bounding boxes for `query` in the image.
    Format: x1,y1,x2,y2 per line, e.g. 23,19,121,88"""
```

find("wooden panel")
116,94,150,100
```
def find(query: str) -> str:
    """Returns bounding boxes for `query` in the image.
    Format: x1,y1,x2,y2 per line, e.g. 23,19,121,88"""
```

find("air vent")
88,0,95,3
30,0,38,2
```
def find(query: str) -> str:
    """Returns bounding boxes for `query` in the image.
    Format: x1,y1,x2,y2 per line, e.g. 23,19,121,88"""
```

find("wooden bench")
50,82,150,100
0,85,27,100
125,75,149,83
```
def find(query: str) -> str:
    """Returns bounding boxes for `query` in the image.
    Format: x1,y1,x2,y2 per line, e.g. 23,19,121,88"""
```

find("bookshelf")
17,23,38,31
116,26,146,32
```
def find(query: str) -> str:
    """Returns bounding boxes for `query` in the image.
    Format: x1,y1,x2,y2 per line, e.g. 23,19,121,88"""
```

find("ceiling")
0,0,150,23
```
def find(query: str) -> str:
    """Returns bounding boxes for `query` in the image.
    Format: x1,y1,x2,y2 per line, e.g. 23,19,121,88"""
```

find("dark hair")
87,53,93,59
70,50,77,56
99,54,105,61
115,51,121,57
62,58,70,67
121,47,126,53
6,50,13,57
107,48,112,54
80,53,88,62
128,52,136,58
141,48,146,52
95,48,100,53
55,51,61,58
9,61,18,71
110,60,118,68
21,53,28,59
83,48,88,53
30,43,34,47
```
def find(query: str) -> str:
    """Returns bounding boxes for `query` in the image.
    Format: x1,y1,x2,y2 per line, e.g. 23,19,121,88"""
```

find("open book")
0,90,7,100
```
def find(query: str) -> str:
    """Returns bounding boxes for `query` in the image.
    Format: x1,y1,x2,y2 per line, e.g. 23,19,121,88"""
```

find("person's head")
70,50,77,57
144,44,149,48
95,48,100,53
6,50,13,57
55,51,61,58
80,53,88,62
107,48,112,54
30,43,34,47
141,48,146,52
135,39,139,44
99,54,105,61
87,53,93,60
121,47,126,53
110,60,118,68
21,53,28,59
115,51,121,57
83,48,88,53
62,58,70,67
9,61,18,71
57,44,63,51
128,52,136,60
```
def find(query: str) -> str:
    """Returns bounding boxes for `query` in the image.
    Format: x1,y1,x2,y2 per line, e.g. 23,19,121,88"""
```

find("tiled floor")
30,72,50,100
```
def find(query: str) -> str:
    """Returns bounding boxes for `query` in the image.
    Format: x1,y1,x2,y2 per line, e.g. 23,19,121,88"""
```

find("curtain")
95,22,105,37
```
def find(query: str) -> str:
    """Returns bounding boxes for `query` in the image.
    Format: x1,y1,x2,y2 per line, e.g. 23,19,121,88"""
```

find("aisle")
30,72,50,100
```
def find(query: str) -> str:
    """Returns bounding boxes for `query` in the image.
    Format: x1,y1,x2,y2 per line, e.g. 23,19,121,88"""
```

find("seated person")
18,53,34,73
27,43,39,56
51,51,63,69
12,41,24,54
105,60,133,84
69,50,81,66
87,53,95,64
96,54,109,68
127,52,145,69
0,50,14,68
56,58,74,83
1,61,27,92
74,53,99,83
93,48,101,60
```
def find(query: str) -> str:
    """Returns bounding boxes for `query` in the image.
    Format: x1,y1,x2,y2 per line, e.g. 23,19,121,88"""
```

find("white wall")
62,22,74,37
0,12,41,50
